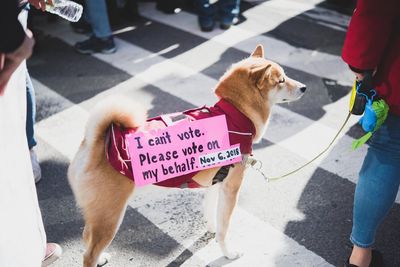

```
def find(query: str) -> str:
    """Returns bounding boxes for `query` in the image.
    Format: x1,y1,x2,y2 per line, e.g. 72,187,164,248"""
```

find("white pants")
0,9,46,267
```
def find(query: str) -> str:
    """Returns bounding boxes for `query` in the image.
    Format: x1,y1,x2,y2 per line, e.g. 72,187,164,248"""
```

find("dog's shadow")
166,230,240,267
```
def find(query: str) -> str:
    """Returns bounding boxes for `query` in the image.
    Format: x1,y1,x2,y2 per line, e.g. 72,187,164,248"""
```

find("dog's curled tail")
84,96,147,145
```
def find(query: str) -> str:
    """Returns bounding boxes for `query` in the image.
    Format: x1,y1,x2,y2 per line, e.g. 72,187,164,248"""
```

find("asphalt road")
27,1,400,266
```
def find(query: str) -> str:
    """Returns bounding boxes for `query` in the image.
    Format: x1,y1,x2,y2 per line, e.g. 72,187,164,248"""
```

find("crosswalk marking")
128,185,334,266
34,15,366,186
139,1,353,85
181,208,333,267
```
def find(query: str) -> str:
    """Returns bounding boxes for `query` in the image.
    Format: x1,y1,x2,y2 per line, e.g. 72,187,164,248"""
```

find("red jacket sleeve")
342,0,400,71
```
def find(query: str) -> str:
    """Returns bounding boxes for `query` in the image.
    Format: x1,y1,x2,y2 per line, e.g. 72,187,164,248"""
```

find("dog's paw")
97,252,111,266
224,251,243,260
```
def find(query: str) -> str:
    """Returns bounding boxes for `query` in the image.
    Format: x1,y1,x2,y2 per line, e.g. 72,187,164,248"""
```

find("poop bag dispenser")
359,100,377,132
352,98,389,150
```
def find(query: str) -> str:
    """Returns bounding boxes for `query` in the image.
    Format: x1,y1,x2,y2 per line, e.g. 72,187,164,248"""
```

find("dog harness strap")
212,165,233,185
214,99,256,154
148,106,209,127
106,123,136,179
106,101,256,188
105,126,111,161
160,111,184,126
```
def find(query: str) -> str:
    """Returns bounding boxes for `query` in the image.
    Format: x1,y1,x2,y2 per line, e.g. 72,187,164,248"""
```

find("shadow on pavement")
283,141,400,267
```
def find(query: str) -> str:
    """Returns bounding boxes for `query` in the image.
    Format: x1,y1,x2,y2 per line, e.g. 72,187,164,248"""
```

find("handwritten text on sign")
126,115,242,186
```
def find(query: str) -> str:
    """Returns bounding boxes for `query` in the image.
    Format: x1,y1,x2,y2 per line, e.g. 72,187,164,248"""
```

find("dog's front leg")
216,162,245,260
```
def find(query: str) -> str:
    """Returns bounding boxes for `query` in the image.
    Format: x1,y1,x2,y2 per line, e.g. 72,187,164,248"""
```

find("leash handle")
350,72,375,115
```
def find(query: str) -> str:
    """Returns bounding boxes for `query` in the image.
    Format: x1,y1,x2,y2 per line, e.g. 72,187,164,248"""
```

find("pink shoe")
42,243,62,267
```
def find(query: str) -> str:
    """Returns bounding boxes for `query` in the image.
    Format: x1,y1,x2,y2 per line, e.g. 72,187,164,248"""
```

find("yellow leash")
248,112,353,182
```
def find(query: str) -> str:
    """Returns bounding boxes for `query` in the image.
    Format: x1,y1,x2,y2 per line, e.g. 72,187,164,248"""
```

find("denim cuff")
350,235,374,248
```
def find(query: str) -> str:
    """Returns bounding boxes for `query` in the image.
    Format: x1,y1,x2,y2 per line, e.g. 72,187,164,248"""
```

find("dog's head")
216,44,306,105
249,45,306,104
215,44,306,140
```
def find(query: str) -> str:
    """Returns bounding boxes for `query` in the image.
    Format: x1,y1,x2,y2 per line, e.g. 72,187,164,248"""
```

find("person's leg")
85,0,112,38
349,114,400,266
196,0,217,31
70,0,92,34
26,70,36,150
26,71,42,183
75,0,116,54
218,0,240,29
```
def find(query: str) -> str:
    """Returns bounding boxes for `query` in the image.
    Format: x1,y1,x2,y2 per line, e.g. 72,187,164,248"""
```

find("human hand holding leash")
351,67,377,81
0,30,35,96
353,71,365,81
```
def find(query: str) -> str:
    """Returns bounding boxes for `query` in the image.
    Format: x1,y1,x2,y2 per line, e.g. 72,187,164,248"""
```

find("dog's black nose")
300,86,306,93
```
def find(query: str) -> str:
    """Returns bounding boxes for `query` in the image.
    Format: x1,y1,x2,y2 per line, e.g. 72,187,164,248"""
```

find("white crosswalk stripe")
28,1,400,266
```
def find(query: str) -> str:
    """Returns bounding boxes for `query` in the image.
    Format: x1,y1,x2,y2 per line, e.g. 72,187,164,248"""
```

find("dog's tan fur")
68,45,306,267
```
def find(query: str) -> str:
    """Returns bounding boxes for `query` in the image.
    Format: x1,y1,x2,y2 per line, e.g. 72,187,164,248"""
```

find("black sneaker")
74,36,117,55
344,250,383,267
220,16,239,30
198,17,215,32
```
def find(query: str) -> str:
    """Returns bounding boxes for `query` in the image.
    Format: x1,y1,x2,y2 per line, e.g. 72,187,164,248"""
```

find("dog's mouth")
281,93,305,103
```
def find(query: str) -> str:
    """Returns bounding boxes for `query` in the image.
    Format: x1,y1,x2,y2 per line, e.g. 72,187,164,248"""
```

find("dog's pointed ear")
251,64,272,89
251,44,264,58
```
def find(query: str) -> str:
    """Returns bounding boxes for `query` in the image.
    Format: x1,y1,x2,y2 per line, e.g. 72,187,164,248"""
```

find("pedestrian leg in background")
70,0,93,34
26,70,42,183
74,0,116,54
218,0,240,29
196,0,217,32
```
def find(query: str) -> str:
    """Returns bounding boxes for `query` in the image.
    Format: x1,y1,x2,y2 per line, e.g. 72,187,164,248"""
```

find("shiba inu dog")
68,45,306,267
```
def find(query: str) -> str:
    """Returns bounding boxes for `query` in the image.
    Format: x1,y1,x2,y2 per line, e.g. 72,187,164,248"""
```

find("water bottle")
46,0,83,22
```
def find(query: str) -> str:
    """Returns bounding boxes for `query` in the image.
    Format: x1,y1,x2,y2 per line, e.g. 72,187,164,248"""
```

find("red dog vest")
106,99,256,188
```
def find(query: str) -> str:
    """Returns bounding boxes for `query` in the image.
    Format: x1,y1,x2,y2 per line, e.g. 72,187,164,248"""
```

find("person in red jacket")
342,0,400,266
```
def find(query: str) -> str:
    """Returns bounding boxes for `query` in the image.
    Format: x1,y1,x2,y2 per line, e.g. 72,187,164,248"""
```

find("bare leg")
349,246,372,267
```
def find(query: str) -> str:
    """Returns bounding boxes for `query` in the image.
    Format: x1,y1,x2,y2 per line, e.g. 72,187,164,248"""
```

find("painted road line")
34,20,367,186
139,1,353,86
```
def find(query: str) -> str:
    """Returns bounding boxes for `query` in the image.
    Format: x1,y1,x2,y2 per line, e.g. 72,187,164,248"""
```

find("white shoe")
42,243,62,267
30,149,42,183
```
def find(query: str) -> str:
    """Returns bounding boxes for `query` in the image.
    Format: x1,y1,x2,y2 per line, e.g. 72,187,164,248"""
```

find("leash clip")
248,158,269,182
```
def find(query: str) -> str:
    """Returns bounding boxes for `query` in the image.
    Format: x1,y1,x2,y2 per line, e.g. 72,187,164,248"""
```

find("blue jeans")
84,0,112,38
351,114,400,248
26,71,37,150
196,0,240,25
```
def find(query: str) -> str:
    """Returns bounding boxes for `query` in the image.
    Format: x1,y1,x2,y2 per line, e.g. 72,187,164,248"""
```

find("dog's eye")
278,77,285,84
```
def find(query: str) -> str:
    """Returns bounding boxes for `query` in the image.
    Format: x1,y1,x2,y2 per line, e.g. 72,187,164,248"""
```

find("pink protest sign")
126,115,242,186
